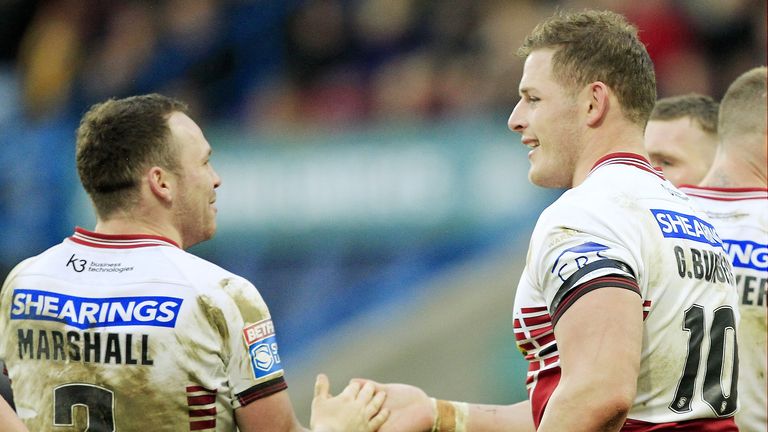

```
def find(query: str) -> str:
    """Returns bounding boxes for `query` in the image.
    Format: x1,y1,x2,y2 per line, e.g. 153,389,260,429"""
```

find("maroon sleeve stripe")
189,407,217,417
236,376,288,407
187,385,218,430
551,275,640,327
187,394,217,405
190,419,217,431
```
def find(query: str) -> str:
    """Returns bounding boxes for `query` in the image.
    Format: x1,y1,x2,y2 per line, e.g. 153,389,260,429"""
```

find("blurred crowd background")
0,0,766,417
1,0,765,127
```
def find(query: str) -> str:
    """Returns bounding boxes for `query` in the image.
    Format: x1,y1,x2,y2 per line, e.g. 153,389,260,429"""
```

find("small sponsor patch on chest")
242,319,282,379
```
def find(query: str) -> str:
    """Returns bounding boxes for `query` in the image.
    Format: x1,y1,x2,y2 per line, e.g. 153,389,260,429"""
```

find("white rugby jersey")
514,153,740,431
0,228,286,431
678,186,767,432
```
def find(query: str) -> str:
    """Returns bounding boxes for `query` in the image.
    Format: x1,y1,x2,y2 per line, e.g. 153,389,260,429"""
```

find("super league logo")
251,343,277,371
66,254,87,273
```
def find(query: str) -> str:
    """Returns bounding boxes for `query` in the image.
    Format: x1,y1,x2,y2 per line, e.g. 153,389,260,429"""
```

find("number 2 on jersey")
669,304,738,416
54,383,115,431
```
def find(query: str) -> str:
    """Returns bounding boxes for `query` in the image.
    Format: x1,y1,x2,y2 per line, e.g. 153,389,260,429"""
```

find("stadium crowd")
0,0,764,130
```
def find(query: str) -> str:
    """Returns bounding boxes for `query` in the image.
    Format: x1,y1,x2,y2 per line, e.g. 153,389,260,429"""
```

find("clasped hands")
310,374,435,432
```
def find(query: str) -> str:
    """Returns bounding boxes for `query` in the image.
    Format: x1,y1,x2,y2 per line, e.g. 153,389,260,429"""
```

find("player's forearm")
468,400,536,432
0,397,28,432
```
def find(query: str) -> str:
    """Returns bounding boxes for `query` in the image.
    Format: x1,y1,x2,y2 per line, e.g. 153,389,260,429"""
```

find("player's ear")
147,166,174,204
585,81,609,127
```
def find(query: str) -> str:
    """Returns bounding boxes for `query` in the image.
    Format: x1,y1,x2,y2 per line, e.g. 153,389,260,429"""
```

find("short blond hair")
518,9,657,126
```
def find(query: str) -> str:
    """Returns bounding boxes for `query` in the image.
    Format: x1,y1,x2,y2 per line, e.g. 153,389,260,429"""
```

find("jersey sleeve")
530,206,641,326
215,276,287,409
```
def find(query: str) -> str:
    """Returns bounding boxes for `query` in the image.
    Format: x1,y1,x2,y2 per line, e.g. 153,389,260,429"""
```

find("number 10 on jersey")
669,304,738,417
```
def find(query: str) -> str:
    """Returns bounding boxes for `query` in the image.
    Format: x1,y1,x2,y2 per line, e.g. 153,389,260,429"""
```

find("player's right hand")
310,374,389,432
351,379,435,432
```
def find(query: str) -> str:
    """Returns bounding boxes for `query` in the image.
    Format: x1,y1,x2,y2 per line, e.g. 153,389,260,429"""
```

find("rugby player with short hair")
0,94,388,431
644,93,719,186
349,10,740,432
678,66,768,432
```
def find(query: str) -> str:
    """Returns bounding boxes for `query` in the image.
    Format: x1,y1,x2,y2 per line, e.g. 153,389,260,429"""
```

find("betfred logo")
243,319,275,345
243,319,282,379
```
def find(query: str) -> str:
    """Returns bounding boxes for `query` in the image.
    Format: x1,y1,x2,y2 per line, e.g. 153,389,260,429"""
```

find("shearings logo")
10,289,183,329
650,209,723,247
723,239,767,271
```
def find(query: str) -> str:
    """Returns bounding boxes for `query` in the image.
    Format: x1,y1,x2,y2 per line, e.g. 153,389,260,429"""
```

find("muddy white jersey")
0,228,286,431
514,153,740,430
679,186,768,432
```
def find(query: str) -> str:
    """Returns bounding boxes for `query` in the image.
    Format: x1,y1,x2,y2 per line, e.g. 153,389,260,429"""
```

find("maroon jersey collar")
678,185,768,201
69,227,180,249
589,152,665,180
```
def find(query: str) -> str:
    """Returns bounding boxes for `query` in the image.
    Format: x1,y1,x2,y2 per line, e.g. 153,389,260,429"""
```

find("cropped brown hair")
718,66,767,140
650,93,719,135
75,93,189,218
518,9,657,126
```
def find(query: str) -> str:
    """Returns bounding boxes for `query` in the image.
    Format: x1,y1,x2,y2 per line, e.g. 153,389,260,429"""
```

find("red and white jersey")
514,153,740,431
0,228,286,431
679,185,768,432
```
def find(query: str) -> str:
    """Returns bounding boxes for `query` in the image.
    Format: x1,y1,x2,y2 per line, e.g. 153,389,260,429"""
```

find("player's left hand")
310,374,389,432
350,379,434,432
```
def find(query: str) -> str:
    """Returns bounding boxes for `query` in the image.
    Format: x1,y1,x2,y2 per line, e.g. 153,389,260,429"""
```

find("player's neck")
573,126,647,187
699,146,767,189
93,216,182,246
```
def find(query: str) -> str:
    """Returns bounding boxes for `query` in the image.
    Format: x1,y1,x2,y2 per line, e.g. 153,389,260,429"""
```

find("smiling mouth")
522,138,539,149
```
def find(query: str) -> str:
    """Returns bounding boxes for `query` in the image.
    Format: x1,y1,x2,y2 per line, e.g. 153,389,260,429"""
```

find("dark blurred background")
0,0,765,422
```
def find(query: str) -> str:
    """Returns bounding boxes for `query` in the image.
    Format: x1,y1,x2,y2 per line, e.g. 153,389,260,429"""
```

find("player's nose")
508,100,527,134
